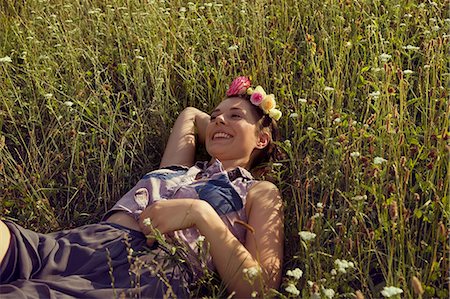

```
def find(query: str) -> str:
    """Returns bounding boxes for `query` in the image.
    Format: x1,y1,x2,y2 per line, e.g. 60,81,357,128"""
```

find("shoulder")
245,180,282,213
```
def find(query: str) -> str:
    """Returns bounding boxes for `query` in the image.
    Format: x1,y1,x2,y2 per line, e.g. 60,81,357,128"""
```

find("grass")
0,0,448,298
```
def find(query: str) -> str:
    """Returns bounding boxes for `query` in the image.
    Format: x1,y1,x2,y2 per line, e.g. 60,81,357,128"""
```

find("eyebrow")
211,107,244,114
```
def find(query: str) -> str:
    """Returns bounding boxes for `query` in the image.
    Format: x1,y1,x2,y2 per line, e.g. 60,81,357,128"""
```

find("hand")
138,199,200,244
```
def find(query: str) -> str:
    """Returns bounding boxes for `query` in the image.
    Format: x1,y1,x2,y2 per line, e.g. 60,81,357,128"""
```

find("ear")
255,130,270,149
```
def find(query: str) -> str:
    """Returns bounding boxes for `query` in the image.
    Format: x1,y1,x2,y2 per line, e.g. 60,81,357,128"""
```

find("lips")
212,132,233,140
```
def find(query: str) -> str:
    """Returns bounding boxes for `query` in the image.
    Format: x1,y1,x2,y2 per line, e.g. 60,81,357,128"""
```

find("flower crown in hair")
226,76,282,121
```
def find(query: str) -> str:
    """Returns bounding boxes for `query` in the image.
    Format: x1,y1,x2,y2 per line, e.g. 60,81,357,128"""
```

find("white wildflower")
307,127,314,131
251,291,257,297
369,91,381,99
352,195,367,201
179,7,187,12
432,25,440,31
346,41,352,48
330,269,337,276
307,281,314,287
272,162,283,167
317,202,323,209
379,53,392,62
404,13,412,18
350,151,361,158
403,69,413,74
374,156,387,165
324,86,335,91
64,101,74,107
242,266,260,281
299,231,316,241
0,56,12,63
286,268,303,280
143,217,152,227
227,44,238,51
285,283,300,296
334,259,355,273
381,286,403,298
298,98,307,103
322,286,335,299
333,117,341,124
44,93,53,99
403,45,420,50
290,112,299,118
312,212,324,219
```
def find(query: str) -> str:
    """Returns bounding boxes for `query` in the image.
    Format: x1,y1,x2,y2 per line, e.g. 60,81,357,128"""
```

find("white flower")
404,13,412,18
322,286,335,298
286,268,303,280
307,127,314,131
243,266,260,280
352,195,367,201
403,45,420,50
285,283,300,296
379,53,392,62
381,286,403,297
64,101,74,107
369,91,381,98
272,162,283,167
44,93,53,99
251,291,258,297
290,112,299,118
284,140,292,147
334,259,355,273
324,86,335,91
299,231,316,241
298,98,307,103
317,202,323,208
227,44,238,51
312,212,324,219
403,69,413,74
143,218,152,227
0,56,12,63
330,269,337,276
179,7,187,12
350,151,360,158
374,156,387,165
333,118,341,124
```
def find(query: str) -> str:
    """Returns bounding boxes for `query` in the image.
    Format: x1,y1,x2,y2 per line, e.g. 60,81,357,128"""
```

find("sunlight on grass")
0,0,448,297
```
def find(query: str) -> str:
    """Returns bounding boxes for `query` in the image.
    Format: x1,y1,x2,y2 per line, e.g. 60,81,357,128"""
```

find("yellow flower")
269,108,282,121
260,94,276,113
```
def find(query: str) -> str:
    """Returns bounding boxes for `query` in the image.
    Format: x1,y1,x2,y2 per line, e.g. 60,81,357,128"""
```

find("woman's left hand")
138,199,199,238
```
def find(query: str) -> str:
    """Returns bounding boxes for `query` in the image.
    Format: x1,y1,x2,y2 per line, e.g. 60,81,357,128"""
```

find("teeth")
213,132,232,139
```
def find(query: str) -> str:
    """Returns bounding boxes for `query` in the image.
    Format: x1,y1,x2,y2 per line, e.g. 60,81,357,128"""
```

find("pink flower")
250,86,266,105
250,92,264,105
226,76,251,96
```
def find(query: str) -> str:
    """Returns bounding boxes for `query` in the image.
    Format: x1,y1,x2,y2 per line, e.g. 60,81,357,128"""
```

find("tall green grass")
0,0,448,297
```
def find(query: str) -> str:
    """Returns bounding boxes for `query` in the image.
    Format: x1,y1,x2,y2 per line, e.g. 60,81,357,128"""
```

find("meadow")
0,0,448,298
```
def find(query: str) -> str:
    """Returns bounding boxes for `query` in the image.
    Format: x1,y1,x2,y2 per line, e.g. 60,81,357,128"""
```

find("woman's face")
205,97,264,167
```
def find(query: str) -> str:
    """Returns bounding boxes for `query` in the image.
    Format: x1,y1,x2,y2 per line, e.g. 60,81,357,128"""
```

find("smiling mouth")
213,132,232,140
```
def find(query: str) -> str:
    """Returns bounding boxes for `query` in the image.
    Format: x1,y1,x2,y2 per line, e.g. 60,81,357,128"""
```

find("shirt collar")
195,159,254,181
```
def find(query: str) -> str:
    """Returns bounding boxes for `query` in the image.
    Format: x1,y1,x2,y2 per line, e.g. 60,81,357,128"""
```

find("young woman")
0,77,284,298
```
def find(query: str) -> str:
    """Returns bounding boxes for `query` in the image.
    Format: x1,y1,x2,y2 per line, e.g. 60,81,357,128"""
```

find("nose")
215,114,225,125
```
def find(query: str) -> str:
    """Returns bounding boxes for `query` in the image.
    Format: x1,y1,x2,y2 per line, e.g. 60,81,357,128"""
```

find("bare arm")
159,107,210,168
138,181,284,297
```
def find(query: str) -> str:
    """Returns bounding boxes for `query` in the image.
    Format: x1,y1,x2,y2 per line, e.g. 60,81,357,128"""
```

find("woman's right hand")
159,107,210,168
